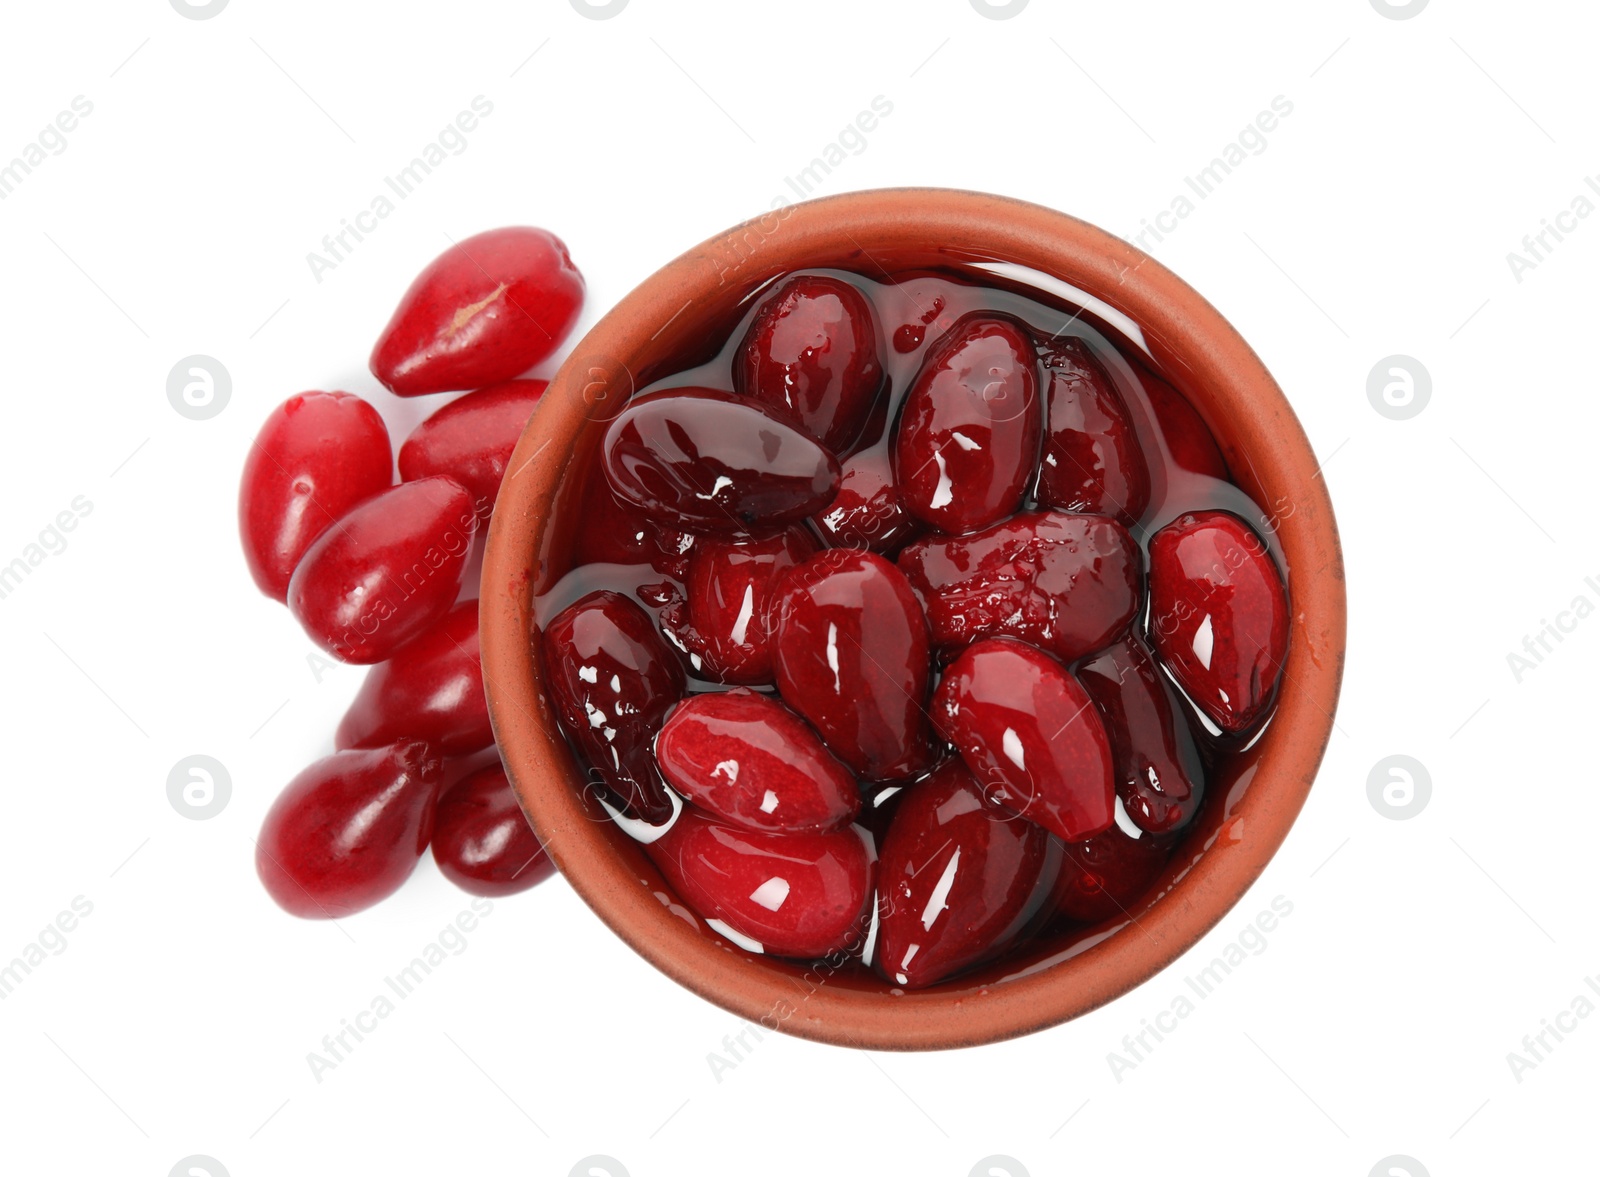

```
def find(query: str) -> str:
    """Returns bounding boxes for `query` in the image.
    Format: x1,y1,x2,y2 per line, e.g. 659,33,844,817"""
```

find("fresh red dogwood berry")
335,601,491,757
898,511,1139,663
431,764,555,897
812,448,921,554
875,759,1056,989
933,638,1115,843
239,391,392,602
645,805,875,958
542,590,684,821
1052,823,1170,924
1035,339,1150,526
602,387,841,532
370,227,584,397
661,527,817,683
893,314,1041,534
735,274,884,451
287,476,477,664
1148,511,1288,734
398,379,545,519
1144,371,1228,480
572,484,695,582
655,689,861,834
770,549,935,781
1077,636,1205,835
256,742,442,918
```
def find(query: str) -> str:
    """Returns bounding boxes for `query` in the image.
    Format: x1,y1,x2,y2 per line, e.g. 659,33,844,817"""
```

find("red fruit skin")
663,528,818,683
893,314,1042,535
431,764,555,897
239,392,392,602
875,759,1056,989
1144,372,1228,479
572,484,695,582
542,591,684,821
1148,511,1289,734
735,274,884,451
898,511,1140,663
370,227,584,397
256,742,443,918
1052,823,1170,924
398,379,546,519
932,638,1116,844
646,805,876,958
287,477,477,664
771,549,935,782
1035,339,1150,526
655,689,861,834
812,448,921,555
602,387,841,532
1077,637,1205,835
335,601,491,757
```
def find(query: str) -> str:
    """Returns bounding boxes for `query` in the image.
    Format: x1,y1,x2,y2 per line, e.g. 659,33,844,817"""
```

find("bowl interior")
481,188,1344,1050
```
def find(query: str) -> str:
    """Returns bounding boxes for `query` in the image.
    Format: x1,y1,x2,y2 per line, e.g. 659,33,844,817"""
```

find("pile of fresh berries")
243,227,583,917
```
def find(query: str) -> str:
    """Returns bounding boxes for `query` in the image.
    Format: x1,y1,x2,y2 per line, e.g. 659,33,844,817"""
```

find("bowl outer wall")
480,188,1346,1051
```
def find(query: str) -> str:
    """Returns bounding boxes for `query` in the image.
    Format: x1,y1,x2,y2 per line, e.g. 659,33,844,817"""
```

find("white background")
0,1,1592,1174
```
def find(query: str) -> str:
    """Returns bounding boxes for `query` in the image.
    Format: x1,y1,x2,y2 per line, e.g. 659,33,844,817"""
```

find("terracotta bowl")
481,188,1345,1050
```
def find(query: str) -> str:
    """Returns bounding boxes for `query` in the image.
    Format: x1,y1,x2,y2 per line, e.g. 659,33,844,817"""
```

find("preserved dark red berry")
932,638,1115,844
661,527,818,683
1148,511,1288,733
645,806,875,958
875,759,1055,988
893,314,1041,535
770,549,935,781
1035,339,1149,526
542,590,684,820
602,387,841,532
655,689,860,834
1077,636,1205,835
812,449,921,554
735,274,883,451
898,511,1139,663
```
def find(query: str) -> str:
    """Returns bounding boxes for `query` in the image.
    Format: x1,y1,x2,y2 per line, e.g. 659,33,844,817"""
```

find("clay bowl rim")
481,186,1346,1052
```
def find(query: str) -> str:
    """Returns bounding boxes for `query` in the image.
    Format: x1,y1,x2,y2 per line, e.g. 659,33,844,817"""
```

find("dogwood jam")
536,263,1290,989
